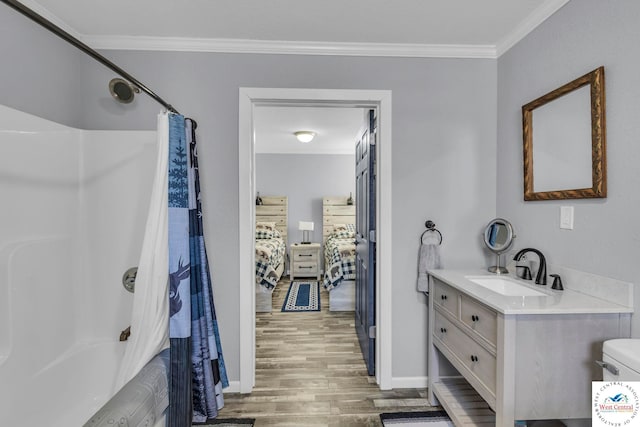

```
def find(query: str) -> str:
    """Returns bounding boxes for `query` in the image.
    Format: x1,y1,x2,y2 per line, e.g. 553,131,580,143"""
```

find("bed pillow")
256,222,276,239
256,229,274,239
332,223,355,238
257,221,277,231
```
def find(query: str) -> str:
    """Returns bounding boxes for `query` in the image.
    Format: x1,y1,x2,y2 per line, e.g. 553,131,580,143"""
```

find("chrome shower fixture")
109,77,140,104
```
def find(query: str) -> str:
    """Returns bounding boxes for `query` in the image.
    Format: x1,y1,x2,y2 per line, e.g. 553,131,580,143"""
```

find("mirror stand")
488,254,508,275
483,218,515,275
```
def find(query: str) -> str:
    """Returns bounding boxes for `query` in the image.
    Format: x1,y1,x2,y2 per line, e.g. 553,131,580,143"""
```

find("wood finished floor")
219,277,438,426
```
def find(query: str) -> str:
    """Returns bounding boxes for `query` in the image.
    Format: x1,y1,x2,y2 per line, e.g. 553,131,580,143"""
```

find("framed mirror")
483,218,515,274
522,66,606,201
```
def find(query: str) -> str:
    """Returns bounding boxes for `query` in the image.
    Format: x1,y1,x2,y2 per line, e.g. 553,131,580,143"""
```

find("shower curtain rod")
2,0,181,115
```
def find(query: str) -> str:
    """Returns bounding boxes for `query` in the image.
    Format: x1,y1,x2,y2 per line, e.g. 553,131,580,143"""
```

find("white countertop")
429,269,633,315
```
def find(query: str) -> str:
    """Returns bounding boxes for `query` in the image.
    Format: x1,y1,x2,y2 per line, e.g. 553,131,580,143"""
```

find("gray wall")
5,0,633,385
497,0,640,336
0,5,86,128
81,52,497,381
2,5,497,382
256,153,355,255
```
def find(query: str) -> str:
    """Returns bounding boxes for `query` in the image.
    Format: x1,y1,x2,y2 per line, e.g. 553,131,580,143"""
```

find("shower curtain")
117,111,227,425
116,113,170,388
167,113,228,425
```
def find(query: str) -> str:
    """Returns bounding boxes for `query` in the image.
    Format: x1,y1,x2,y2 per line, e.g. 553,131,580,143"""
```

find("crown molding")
496,0,571,57
86,36,498,59
15,0,570,59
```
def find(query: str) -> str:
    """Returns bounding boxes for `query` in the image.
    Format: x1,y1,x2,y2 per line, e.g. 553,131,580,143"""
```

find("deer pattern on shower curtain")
167,114,228,425
169,259,189,316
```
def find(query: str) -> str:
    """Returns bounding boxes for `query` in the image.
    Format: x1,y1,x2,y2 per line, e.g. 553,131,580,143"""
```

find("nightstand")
290,242,321,280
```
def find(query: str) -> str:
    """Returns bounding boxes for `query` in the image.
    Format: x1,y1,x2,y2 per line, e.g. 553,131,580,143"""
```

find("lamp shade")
298,221,314,231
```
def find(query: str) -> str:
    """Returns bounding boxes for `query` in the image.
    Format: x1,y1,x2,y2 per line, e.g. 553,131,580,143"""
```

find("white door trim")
238,87,392,392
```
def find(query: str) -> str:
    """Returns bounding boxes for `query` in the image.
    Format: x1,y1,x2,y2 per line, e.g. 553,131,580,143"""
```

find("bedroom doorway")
238,88,392,393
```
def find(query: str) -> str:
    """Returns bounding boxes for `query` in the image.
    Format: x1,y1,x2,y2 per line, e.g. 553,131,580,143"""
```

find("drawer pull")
441,295,448,301
298,254,313,257
299,266,313,269
470,355,478,362
471,315,479,322
440,327,447,334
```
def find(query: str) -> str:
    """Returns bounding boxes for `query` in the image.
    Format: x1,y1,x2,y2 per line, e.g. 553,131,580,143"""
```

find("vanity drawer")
433,280,459,318
434,310,496,396
460,329,496,395
434,308,458,345
460,295,498,347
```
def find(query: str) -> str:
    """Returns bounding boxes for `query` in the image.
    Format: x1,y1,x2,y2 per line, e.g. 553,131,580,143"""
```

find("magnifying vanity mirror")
522,66,606,201
484,218,515,274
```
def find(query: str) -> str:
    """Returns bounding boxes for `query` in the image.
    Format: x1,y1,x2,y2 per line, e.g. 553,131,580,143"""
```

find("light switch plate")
560,206,574,230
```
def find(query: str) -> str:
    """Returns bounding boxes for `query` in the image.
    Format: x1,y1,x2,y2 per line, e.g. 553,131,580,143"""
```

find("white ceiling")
23,0,545,43
254,107,365,155
21,0,570,57
13,0,570,153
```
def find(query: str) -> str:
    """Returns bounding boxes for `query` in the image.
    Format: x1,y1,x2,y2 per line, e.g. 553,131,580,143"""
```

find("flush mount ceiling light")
294,131,316,143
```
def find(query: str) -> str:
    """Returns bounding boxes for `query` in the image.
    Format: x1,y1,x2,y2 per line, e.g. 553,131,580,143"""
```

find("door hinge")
369,325,376,339
369,230,376,242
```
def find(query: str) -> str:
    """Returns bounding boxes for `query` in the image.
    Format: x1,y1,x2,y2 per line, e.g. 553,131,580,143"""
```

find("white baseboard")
391,376,429,389
224,380,241,393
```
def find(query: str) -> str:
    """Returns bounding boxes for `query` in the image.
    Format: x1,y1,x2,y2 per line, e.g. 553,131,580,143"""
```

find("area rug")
281,281,320,312
380,410,454,426
192,418,255,426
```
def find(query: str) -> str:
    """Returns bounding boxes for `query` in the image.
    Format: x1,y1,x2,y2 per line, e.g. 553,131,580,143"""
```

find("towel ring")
420,220,442,245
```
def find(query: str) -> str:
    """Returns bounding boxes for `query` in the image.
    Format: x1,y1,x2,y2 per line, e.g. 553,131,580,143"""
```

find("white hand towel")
417,243,442,293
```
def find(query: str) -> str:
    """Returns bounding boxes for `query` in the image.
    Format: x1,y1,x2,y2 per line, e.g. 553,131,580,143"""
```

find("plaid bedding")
323,233,356,290
255,235,286,290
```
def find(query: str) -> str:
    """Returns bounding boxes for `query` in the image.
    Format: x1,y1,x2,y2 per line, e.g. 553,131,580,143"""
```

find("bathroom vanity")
427,270,633,426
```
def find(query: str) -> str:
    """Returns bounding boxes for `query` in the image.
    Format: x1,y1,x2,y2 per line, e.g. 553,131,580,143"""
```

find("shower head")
108,78,140,104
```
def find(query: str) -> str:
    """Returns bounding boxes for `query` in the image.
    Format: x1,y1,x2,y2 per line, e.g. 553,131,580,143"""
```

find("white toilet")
600,339,640,381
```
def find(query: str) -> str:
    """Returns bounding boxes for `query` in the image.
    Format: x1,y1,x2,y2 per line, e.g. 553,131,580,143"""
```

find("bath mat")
281,281,320,312
380,410,453,426
192,418,255,426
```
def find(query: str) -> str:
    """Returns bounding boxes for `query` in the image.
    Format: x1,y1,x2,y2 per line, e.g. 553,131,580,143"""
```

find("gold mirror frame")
522,66,606,201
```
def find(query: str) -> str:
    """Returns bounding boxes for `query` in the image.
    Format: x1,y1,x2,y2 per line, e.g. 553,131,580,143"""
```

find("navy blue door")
355,109,376,376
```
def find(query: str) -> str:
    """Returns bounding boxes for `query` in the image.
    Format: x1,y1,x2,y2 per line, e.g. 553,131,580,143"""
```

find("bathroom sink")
464,276,548,297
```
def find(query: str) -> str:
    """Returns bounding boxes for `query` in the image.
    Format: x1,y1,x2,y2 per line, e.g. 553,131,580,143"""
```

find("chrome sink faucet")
513,248,547,286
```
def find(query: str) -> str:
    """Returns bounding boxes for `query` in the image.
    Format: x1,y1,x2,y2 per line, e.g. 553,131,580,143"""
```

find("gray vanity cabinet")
428,276,631,426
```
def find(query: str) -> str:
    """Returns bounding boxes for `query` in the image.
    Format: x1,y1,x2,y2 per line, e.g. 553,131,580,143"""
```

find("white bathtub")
2,341,125,426
0,105,160,426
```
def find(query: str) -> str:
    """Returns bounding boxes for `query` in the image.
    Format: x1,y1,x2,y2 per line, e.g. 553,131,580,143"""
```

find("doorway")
238,88,392,393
